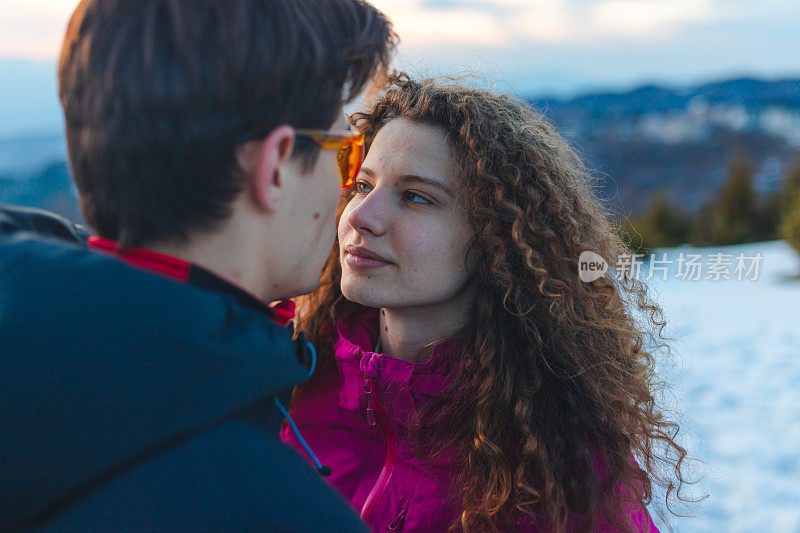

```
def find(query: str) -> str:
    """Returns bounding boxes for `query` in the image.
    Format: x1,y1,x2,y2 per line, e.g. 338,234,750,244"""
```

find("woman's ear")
250,125,296,212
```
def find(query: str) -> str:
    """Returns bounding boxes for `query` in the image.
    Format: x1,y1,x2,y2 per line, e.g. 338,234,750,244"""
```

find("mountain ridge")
2,71,798,219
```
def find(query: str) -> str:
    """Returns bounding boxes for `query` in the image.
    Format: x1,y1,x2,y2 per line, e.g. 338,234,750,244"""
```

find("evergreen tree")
618,217,646,254
780,158,800,215
689,202,714,246
706,155,758,245
745,157,800,243
619,191,689,254
781,192,800,260
779,158,800,265
755,191,782,242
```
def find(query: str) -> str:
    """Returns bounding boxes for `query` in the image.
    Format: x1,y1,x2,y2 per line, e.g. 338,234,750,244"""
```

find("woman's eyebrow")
359,166,455,197
398,175,454,197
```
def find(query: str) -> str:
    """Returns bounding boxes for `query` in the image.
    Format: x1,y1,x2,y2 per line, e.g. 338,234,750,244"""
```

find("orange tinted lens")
339,137,364,188
346,141,364,187
351,137,365,184
297,130,362,188
338,147,351,188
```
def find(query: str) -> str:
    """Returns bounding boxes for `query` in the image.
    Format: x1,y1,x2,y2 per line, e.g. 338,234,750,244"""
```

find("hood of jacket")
0,208,310,528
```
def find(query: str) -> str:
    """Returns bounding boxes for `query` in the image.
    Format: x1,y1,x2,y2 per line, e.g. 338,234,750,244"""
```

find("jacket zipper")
360,376,397,524
387,496,409,531
363,376,376,426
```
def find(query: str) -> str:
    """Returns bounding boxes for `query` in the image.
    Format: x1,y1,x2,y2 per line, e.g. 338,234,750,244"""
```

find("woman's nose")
345,189,387,237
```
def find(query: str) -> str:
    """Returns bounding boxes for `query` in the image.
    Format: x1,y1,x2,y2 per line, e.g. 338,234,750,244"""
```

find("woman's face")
338,118,474,311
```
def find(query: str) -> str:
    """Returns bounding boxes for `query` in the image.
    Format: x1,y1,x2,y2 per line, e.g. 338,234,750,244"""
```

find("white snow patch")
637,241,800,532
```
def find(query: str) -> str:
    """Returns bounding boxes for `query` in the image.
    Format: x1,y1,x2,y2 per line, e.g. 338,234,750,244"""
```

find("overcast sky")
1,0,799,96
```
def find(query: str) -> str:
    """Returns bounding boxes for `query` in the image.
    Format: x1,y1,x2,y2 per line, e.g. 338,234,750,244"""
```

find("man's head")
58,0,395,298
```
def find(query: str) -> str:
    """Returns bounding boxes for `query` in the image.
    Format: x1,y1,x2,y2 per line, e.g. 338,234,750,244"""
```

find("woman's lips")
344,245,392,270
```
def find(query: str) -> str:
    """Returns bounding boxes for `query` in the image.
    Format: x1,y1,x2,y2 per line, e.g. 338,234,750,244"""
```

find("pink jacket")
281,304,659,532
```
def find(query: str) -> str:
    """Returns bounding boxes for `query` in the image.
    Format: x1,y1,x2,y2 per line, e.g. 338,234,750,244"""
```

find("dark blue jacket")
0,205,368,533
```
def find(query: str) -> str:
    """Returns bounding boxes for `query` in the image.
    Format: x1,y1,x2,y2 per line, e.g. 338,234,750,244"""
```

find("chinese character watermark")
578,251,764,282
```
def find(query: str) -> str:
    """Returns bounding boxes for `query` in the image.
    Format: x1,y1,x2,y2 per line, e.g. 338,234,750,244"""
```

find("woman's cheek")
337,207,353,240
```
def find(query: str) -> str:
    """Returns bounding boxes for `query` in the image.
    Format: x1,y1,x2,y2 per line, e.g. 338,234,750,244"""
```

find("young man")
0,0,395,530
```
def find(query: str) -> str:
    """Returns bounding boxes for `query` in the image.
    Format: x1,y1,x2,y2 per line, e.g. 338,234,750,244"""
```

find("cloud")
0,0,78,60
374,0,715,49
377,0,507,47
419,0,509,12
589,0,712,39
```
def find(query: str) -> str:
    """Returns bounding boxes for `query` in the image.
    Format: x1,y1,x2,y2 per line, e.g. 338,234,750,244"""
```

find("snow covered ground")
637,240,800,532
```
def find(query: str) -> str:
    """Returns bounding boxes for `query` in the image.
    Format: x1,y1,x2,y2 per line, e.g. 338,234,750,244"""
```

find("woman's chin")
341,283,389,309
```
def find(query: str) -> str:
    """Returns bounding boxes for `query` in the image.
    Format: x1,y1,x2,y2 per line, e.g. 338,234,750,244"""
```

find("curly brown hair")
294,73,698,532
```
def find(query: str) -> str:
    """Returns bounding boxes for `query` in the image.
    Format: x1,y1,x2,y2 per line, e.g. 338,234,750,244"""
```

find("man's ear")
251,125,295,212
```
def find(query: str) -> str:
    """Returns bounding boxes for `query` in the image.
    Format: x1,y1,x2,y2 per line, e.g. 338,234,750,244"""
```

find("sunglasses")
295,129,364,188
236,126,364,189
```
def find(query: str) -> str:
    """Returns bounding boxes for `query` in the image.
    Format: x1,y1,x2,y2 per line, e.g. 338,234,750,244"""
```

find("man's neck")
148,239,270,300
145,208,281,302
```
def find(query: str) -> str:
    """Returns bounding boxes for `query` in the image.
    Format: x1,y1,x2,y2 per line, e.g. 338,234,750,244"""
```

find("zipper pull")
363,377,376,426
388,497,409,531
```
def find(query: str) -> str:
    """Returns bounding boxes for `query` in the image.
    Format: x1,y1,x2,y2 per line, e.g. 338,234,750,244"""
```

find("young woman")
280,74,691,532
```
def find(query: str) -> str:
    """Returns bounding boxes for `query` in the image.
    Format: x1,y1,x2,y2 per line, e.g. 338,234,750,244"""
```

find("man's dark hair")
59,0,396,246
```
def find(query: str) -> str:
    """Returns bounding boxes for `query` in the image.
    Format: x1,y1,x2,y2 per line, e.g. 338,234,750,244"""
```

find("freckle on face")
313,212,320,220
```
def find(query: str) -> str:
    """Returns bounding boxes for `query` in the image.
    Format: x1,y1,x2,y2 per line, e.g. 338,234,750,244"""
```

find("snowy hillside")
642,240,800,532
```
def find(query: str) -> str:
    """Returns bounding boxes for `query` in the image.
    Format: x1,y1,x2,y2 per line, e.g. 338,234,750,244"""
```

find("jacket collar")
333,303,460,428
88,236,295,325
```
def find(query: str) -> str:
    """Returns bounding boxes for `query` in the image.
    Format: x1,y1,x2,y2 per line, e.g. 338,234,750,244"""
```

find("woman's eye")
403,190,432,204
354,181,372,194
